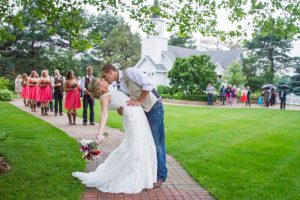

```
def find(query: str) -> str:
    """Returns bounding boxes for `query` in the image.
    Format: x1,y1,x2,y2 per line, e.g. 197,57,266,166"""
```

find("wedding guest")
263,89,271,107
225,85,232,106
80,66,95,125
258,95,264,107
21,73,28,106
206,83,215,106
279,88,287,110
240,86,247,104
15,74,22,98
270,88,276,107
52,69,65,116
27,70,39,111
246,86,251,107
231,85,237,105
38,70,52,116
64,70,81,125
220,85,226,105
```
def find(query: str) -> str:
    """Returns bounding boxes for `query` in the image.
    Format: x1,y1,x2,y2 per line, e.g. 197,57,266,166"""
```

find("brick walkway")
10,99,215,200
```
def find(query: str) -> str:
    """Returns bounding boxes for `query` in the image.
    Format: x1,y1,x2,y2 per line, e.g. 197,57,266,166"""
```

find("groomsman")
80,66,95,125
53,69,65,115
101,64,167,188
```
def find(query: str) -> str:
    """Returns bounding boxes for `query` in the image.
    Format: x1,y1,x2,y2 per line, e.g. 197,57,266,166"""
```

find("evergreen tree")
168,33,196,49
290,63,300,95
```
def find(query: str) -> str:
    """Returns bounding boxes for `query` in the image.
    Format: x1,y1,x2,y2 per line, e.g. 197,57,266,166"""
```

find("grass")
77,101,300,200
0,101,85,200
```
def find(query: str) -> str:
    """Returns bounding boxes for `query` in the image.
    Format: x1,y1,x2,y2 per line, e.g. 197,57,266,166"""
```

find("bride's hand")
127,99,141,106
96,134,105,144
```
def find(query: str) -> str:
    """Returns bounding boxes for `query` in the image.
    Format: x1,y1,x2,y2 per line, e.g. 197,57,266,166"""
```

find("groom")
101,64,167,188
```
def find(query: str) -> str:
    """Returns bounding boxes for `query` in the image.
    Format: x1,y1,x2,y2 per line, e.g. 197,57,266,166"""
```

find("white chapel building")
134,18,243,86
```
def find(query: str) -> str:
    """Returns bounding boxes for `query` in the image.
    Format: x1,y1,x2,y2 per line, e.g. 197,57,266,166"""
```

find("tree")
224,62,245,87
242,56,265,91
168,55,218,94
0,5,93,77
244,27,299,84
96,23,141,69
88,12,124,42
1,1,300,44
290,65,300,95
168,33,196,49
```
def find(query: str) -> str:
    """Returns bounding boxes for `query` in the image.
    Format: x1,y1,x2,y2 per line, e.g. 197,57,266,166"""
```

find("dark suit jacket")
279,90,287,101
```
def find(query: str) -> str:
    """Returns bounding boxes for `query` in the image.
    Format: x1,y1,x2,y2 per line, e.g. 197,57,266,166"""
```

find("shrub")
157,85,174,95
0,89,13,101
184,93,216,102
172,92,185,100
161,93,173,99
0,77,10,89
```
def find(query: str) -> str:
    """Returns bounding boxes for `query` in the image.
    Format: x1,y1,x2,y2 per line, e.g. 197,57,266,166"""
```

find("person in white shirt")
80,66,95,125
206,83,215,106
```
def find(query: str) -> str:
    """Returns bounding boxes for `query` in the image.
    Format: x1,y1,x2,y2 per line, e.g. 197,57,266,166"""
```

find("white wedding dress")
72,90,157,194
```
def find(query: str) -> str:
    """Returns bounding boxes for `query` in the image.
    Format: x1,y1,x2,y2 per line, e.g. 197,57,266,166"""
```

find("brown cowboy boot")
41,107,45,116
30,102,33,111
44,107,48,116
67,113,72,125
72,113,77,125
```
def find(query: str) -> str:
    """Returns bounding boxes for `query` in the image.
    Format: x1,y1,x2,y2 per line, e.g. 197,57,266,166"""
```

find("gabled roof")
165,45,242,70
144,55,167,71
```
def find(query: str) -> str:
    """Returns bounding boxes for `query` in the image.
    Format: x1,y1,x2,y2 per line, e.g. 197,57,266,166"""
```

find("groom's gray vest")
123,71,159,112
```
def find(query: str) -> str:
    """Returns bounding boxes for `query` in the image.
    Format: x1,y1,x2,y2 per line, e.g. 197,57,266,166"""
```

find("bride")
72,78,157,194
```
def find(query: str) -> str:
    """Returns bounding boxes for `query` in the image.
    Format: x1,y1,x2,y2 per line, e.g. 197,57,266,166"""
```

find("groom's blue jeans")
146,100,168,181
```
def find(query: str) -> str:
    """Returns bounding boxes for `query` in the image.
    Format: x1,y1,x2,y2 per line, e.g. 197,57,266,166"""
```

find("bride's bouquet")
80,139,101,160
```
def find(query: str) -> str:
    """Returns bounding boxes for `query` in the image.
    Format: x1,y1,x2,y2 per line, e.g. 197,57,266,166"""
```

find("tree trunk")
268,48,275,83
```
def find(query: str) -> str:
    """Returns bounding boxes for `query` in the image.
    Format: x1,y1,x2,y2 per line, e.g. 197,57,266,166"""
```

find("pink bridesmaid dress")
21,82,27,99
64,82,81,109
38,79,52,103
28,79,38,100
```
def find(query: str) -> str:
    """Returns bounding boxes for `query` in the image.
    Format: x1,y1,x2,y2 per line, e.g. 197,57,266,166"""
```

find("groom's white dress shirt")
118,67,154,95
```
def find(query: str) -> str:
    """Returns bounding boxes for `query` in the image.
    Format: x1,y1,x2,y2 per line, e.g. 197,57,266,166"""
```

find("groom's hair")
101,64,117,74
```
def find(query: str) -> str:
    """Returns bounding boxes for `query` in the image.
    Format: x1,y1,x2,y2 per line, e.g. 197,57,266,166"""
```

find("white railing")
286,93,300,105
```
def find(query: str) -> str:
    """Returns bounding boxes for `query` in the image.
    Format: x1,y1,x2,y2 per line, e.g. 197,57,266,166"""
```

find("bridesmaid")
21,73,28,107
38,70,53,116
27,70,39,111
64,70,81,125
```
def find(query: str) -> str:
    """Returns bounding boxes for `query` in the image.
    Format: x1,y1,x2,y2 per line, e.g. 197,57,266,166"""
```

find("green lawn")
77,101,300,200
0,102,85,200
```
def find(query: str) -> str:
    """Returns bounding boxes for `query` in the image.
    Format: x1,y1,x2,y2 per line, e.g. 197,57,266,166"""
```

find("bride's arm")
96,95,110,142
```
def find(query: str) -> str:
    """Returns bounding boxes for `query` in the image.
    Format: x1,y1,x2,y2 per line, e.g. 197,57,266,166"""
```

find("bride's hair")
88,78,102,99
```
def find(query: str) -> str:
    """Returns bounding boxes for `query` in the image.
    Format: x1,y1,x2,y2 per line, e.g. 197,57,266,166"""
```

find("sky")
84,3,300,57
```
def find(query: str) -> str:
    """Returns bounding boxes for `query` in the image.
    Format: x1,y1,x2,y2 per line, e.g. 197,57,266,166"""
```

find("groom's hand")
117,107,123,115
127,99,141,106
